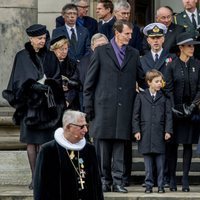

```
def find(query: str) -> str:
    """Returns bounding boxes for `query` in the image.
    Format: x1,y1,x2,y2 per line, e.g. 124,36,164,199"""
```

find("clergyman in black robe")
34,110,104,200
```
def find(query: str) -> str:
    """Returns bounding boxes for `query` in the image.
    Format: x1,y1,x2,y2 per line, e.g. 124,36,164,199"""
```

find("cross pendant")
78,177,85,189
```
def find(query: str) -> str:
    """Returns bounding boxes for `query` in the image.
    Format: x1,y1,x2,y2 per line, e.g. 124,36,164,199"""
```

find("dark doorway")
128,0,154,28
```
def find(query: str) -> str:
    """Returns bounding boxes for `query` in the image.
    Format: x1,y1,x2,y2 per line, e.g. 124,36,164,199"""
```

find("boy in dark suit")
132,69,173,193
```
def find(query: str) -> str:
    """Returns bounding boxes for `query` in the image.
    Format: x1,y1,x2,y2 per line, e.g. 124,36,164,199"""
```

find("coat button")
118,87,122,90
118,103,122,106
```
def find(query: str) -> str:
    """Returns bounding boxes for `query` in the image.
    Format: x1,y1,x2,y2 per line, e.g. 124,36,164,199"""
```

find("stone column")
0,0,38,106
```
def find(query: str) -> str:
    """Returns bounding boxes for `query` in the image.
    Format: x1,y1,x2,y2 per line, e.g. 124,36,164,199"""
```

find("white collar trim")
54,127,86,151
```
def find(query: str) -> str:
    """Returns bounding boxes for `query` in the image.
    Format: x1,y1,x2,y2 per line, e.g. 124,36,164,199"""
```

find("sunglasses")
69,123,89,129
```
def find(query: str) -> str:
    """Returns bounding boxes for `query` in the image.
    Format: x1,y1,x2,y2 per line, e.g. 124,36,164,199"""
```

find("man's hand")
165,132,171,140
134,132,141,141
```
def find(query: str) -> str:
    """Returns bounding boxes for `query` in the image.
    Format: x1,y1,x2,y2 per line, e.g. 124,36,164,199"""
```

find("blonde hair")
145,69,164,83
50,38,69,51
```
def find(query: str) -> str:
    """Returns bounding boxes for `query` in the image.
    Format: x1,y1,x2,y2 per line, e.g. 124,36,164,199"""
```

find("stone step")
0,151,199,186
131,157,200,172
0,185,200,200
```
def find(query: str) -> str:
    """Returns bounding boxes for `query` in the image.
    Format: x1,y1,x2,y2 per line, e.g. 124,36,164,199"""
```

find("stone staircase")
0,106,200,199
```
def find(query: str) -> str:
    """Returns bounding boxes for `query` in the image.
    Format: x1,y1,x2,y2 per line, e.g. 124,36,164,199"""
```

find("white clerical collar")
54,127,86,151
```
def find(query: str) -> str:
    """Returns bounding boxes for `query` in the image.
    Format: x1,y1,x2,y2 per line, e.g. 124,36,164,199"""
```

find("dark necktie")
192,13,197,29
155,53,159,63
152,95,155,102
70,28,77,49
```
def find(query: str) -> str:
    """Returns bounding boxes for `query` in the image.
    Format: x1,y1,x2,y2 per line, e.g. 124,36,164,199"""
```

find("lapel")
106,44,121,69
181,10,194,29
62,26,70,39
76,26,82,50
197,9,200,25
143,88,163,103
121,46,133,69
154,50,168,70
142,51,155,72
143,89,153,104
166,23,175,37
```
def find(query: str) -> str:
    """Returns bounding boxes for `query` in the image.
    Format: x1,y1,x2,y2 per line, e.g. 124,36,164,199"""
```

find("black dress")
165,57,200,144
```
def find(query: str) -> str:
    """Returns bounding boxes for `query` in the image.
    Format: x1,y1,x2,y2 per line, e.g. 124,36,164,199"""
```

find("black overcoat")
34,140,104,200
165,57,200,144
132,89,173,154
2,43,65,144
84,43,145,140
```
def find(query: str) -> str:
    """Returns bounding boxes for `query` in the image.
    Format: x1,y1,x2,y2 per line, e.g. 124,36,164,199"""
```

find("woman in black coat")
2,24,65,189
165,32,200,192
50,33,80,110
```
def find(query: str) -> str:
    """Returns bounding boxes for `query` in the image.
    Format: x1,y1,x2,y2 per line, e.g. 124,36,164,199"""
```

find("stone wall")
0,0,38,106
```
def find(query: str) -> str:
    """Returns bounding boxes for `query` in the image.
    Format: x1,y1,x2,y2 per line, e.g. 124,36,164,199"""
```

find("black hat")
50,32,67,46
143,23,167,37
170,32,200,53
26,24,47,37
176,32,200,45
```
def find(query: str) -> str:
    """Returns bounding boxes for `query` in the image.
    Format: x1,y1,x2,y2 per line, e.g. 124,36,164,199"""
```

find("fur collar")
24,42,47,67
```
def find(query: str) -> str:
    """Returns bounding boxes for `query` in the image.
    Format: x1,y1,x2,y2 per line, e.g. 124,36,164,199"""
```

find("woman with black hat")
165,32,200,192
2,24,65,189
49,32,80,110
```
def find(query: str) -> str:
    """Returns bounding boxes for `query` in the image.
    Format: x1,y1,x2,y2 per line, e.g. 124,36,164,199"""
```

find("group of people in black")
2,0,200,199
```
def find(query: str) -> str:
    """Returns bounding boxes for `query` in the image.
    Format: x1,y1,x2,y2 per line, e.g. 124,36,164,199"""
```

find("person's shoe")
113,185,128,193
28,181,33,190
182,187,190,192
142,182,146,187
145,186,153,193
158,187,165,193
163,182,170,188
170,187,177,192
102,184,111,192
122,181,130,187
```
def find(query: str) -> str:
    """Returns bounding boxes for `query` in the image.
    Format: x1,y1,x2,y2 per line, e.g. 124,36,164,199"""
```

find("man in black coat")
34,110,103,200
56,0,98,39
84,20,145,193
142,6,185,55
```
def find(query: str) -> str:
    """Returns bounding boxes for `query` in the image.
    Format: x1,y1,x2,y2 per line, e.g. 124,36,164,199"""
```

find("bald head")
156,7,173,28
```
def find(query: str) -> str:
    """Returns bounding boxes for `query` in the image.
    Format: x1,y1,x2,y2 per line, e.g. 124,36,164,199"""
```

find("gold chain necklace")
67,150,85,189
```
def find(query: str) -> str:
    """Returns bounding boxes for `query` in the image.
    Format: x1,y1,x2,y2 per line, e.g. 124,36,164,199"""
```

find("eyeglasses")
69,123,89,129
118,11,130,16
64,11,78,16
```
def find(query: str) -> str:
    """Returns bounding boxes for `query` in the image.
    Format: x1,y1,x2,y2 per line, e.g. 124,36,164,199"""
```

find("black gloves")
172,103,196,118
31,83,49,92
85,107,95,121
67,79,80,90
172,107,184,118
183,103,196,116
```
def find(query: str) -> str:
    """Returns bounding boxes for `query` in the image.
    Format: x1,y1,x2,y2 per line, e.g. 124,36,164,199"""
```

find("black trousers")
168,143,192,188
99,139,126,186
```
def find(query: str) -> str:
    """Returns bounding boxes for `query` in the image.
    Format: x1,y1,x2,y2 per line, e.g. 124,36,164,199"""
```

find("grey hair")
114,0,131,11
73,0,88,6
91,33,108,46
62,110,86,126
